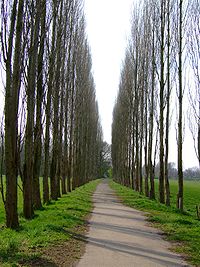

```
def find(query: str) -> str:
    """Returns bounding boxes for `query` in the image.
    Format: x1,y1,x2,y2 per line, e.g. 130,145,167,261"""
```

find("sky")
84,0,199,169
84,0,133,144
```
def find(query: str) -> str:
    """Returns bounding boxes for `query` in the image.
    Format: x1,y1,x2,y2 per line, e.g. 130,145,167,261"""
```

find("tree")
43,0,57,204
157,0,166,204
23,0,41,219
164,0,172,206
177,0,184,211
187,0,200,167
183,167,200,180
33,0,46,210
99,142,112,178
50,0,63,200
1,0,25,228
148,0,157,200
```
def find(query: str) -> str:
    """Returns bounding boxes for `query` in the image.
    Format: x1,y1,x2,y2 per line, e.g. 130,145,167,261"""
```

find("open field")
0,179,100,266
155,179,200,217
110,179,200,266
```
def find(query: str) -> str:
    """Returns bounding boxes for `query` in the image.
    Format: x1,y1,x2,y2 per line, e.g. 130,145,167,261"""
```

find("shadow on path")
91,210,147,221
64,229,188,267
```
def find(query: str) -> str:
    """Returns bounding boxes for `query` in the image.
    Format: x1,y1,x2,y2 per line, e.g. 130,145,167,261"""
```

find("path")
76,180,189,267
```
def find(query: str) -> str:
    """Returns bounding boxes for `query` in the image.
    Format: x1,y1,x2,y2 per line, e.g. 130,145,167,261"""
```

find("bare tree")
1,0,25,228
157,0,166,204
33,0,46,210
43,1,57,204
164,0,172,206
187,0,200,167
148,0,157,200
23,0,41,219
177,0,184,211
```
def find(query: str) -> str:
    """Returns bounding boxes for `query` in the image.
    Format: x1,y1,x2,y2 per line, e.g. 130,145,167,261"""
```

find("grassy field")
0,179,100,266
110,179,200,266
155,179,200,217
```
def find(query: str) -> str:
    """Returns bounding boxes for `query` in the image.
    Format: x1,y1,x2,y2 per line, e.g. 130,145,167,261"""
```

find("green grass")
154,180,200,217
0,177,50,224
110,179,200,266
0,179,100,266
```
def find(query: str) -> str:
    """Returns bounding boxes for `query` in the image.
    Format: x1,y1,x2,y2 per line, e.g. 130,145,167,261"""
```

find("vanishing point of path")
76,180,189,267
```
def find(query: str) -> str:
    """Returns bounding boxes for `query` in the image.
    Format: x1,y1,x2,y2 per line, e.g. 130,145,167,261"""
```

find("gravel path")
76,179,189,267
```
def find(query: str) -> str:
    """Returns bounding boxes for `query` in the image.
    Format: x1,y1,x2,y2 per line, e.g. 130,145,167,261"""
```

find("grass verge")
110,180,200,267
0,179,100,266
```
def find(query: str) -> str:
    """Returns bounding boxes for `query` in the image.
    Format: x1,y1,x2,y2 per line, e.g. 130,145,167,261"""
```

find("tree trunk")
149,7,156,200
68,54,76,191
23,0,40,219
139,82,144,194
43,0,57,204
33,0,46,210
159,0,166,204
177,0,183,211
50,0,62,200
165,0,171,206
198,123,200,167
134,57,139,192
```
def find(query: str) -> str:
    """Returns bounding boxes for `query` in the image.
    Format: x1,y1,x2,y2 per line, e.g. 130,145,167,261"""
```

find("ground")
76,180,189,267
11,179,196,266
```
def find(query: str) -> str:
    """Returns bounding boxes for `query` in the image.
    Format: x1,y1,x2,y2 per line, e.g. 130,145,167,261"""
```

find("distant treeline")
153,163,200,181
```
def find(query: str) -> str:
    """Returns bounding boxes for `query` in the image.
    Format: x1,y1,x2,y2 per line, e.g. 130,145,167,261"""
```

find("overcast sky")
84,0,133,144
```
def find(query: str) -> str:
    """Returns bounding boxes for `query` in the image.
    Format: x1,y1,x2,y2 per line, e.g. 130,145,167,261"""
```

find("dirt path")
75,179,189,267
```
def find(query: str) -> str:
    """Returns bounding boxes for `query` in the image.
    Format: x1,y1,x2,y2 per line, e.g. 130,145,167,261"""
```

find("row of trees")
112,0,199,210
0,0,103,228
183,167,200,180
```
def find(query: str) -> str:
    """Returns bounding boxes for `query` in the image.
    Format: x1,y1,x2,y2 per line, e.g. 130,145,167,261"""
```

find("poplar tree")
2,0,25,228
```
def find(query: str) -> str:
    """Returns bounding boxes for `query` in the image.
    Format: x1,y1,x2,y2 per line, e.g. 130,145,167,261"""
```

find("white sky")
84,0,133,144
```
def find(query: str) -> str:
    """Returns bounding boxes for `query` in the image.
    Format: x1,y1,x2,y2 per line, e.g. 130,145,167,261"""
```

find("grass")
154,180,200,217
110,179,200,266
0,179,100,266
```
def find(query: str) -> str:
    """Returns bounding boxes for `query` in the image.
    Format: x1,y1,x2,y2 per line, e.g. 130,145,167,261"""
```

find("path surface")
76,180,189,267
